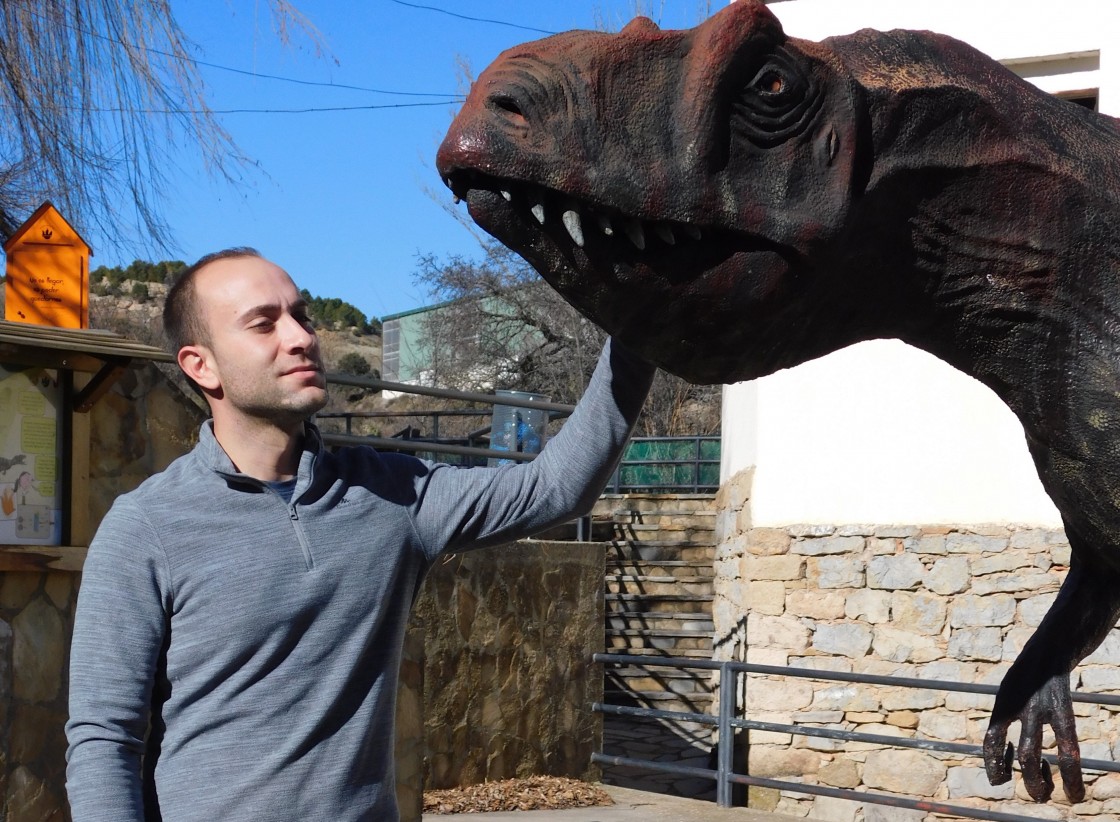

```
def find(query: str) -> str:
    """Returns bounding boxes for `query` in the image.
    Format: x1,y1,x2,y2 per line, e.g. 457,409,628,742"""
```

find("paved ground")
422,784,803,821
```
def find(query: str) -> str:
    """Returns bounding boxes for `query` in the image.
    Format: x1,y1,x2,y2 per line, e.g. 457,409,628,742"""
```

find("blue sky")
101,2,718,322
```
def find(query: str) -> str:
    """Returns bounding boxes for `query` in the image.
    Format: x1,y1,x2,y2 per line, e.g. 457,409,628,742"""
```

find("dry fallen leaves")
423,776,614,814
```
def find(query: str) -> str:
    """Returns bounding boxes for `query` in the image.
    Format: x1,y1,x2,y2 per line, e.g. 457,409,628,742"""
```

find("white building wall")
722,0,1119,526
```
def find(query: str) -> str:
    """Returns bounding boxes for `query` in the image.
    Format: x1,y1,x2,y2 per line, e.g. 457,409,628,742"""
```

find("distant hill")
86,270,383,379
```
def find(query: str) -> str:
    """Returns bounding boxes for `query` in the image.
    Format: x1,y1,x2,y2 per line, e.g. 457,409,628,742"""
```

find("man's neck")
210,415,307,482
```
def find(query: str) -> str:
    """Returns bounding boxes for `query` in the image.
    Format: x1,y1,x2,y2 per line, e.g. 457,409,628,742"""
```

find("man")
65,248,655,821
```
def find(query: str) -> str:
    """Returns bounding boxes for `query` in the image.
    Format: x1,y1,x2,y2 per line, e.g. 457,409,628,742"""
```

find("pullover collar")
196,420,324,499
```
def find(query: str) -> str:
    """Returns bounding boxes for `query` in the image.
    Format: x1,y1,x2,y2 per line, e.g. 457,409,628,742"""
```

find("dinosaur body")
437,0,1120,803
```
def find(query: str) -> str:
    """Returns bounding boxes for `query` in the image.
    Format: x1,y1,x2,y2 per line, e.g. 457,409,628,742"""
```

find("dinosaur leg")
983,547,1120,802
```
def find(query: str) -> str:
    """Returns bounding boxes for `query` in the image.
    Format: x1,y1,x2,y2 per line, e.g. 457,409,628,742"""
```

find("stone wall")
714,468,1120,821
411,541,605,792
1,363,204,822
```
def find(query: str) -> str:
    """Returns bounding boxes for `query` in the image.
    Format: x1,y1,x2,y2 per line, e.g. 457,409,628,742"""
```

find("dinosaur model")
436,0,1120,804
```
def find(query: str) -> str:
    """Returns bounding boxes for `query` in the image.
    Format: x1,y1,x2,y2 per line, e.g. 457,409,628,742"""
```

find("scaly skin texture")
437,0,1120,803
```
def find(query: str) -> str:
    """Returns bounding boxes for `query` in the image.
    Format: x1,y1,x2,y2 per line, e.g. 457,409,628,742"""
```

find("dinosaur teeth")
682,225,702,241
656,224,675,245
501,190,512,202
562,209,585,248
623,218,646,251
596,213,613,236
531,202,546,225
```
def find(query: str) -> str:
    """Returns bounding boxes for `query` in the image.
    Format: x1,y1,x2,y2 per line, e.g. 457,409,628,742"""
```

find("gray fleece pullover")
65,339,654,822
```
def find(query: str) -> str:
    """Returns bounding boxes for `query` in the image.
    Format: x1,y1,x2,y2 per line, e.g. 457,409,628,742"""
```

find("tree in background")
414,241,720,437
299,289,381,336
0,1,316,247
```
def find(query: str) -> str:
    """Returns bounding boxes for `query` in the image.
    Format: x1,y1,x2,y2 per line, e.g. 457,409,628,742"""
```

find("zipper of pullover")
288,504,315,570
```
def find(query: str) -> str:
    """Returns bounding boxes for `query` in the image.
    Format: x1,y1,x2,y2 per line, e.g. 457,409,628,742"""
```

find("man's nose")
281,314,316,350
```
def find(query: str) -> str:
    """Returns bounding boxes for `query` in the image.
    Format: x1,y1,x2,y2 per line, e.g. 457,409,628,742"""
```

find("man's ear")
177,345,220,392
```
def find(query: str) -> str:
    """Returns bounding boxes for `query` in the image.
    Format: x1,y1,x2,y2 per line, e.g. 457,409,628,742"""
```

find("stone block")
920,659,974,683
811,556,865,589
44,573,71,609
885,710,919,728
791,655,853,674
746,647,789,666
1001,627,1035,661
1009,528,1067,551
890,591,947,634
1080,667,1120,691
746,746,821,777
872,626,940,663
743,554,804,581
866,554,924,590
881,688,943,711
1019,592,1057,627
793,535,863,556
866,538,898,555
862,749,946,796
904,534,946,555
789,524,835,538
786,589,845,620
924,556,970,595
746,528,791,555
0,574,39,611
844,589,891,623
810,795,858,822
947,765,1015,799
946,533,1008,554
1084,629,1120,665
12,596,64,702
948,627,1003,662
747,612,810,652
811,684,879,712
971,552,1035,575
971,572,1059,595
747,580,787,616
949,594,1017,628
1092,774,1120,800
818,757,861,788
864,806,925,822
813,623,873,658
917,711,968,741
747,786,781,812
874,526,920,538
745,679,814,712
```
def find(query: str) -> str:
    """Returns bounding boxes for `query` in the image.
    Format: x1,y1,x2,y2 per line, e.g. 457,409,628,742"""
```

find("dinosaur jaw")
445,171,796,383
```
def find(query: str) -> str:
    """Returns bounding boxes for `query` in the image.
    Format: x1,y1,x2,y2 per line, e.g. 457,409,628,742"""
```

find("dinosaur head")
437,0,867,383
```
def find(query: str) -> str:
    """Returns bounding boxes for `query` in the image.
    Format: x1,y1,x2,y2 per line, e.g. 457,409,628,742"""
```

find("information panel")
0,367,62,545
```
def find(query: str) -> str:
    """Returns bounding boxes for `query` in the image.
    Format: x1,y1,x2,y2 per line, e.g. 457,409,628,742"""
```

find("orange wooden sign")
4,202,91,329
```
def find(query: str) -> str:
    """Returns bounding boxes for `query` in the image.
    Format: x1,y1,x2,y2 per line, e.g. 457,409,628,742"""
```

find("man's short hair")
163,247,262,353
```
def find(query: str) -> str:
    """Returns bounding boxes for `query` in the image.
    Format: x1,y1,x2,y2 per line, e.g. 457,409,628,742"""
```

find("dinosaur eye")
733,49,822,148
756,70,785,95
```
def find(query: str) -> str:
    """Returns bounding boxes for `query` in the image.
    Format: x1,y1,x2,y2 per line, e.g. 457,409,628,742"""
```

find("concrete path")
422,785,805,821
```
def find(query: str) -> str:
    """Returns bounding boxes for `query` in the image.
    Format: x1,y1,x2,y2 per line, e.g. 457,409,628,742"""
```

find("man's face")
190,256,327,426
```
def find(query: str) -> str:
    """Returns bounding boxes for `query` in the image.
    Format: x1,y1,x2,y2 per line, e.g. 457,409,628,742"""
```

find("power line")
26,7,458,100
385,0,558,36
79,101,464,115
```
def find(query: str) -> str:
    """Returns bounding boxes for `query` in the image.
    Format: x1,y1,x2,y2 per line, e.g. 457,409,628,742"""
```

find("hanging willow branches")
0,0,316,246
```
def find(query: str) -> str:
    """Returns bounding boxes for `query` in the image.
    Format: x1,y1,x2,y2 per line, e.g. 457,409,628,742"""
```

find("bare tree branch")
0,1,321,248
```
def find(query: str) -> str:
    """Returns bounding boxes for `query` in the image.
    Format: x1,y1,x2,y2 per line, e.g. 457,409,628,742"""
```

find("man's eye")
250,321,274,332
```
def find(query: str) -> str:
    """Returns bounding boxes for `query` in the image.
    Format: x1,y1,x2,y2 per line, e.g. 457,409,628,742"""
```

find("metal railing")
606,436,721,494
321,372,721,490
592,653,1120,821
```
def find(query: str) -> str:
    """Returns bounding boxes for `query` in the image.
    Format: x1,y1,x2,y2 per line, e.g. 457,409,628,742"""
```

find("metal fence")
321,371,720,491
592,652,1120,821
